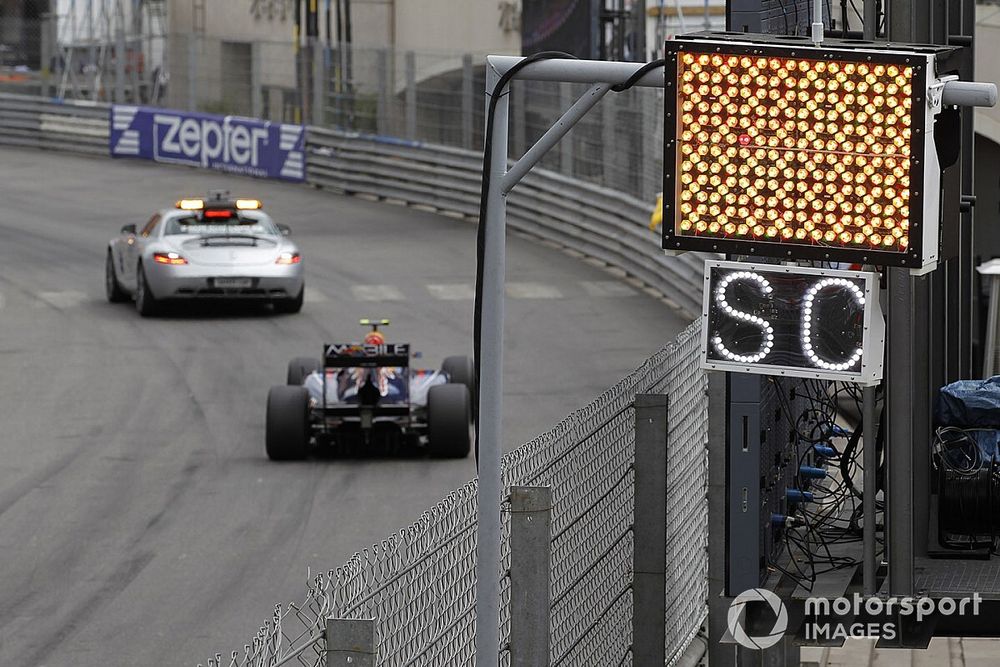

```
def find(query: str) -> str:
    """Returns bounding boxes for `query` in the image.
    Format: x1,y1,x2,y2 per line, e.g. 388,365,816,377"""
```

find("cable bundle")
935,427,1000,550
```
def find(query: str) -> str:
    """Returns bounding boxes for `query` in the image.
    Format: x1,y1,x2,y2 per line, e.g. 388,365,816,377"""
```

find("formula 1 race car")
265,320,475,460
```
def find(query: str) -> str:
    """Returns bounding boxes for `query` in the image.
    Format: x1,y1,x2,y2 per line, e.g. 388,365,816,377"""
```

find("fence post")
41,13,55,98
313,42,326,126
405,50,417,140
510,485,552,667
632,394,667,665
326,618,375,666
376,48,389,134
114,23,126,103
462,53,474,150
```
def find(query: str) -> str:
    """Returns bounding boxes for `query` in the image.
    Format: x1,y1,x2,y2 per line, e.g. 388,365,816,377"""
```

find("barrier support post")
510,486,553,667
326,618,375,667
633,394,667,666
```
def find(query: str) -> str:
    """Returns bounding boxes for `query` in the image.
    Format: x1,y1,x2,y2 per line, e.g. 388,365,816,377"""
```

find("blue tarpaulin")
937,376,1000,428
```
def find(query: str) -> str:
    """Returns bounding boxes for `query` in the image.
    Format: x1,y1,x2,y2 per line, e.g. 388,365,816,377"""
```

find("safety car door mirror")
277,223,291,236
121,223,137,235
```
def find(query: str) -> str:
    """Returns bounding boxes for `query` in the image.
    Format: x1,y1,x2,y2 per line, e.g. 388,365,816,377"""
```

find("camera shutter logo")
728,588,788,650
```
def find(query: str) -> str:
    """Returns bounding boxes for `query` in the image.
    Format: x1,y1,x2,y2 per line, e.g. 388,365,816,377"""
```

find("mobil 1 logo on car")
109,105,305,182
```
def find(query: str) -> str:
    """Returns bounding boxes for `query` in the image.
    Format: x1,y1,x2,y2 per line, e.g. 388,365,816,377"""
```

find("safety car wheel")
441,355,476,422
427,383,471,458
135,263,160,317
274,287,304,314
287,357,321,385
266,385,311,460
105,251,128,303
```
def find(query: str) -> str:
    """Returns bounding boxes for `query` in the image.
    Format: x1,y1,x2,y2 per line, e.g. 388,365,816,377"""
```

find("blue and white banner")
109,106,305,182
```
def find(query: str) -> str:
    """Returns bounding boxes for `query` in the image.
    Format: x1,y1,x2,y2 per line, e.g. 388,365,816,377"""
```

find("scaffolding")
48,0,166,102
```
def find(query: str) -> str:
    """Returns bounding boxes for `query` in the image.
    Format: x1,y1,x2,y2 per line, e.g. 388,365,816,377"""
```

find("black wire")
610,59,664,92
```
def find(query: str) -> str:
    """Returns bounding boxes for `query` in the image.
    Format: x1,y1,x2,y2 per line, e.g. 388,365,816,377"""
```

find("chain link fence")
203,320,707,667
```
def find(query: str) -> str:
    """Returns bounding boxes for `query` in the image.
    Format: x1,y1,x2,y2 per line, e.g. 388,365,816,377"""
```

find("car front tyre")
266,385,311,460
134,263,160,317
427,383,471,458
105,251,128,303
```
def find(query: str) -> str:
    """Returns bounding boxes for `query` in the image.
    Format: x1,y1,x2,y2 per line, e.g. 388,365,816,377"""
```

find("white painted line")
36,291,89,309
304,287,327,303
506,282,562,299
350,285,404,301
427,284,476,300
580,280,637,298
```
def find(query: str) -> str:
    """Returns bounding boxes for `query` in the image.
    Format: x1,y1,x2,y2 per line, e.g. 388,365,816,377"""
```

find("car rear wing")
323,343,410,368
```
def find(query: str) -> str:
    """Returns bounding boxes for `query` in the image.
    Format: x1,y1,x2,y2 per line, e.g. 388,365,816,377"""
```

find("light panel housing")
701,260,885,385
664,34,955,272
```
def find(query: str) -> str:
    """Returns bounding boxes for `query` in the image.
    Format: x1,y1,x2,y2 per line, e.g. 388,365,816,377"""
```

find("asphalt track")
0,147,687,665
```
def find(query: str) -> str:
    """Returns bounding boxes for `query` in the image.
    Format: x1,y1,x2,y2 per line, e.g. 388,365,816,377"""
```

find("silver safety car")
105,192,305,316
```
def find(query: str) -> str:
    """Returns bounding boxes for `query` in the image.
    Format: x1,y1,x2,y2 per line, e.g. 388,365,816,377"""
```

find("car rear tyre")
274,287,304,314
105,251,128,303
287,357,321,385
134,264,160,317
427,384,471,458
266,385,311,460
441,355,476,422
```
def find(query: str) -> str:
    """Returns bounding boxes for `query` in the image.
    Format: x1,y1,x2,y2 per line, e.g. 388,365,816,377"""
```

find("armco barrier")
0,94,710,319
0,93,109,156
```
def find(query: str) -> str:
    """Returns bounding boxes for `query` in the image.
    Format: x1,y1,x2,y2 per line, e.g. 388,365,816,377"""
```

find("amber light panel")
673,51,914,253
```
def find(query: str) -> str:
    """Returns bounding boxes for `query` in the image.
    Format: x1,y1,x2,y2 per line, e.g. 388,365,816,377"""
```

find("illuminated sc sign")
701,261,884,385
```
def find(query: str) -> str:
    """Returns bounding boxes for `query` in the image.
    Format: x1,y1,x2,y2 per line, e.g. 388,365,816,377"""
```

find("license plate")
213,277,252,288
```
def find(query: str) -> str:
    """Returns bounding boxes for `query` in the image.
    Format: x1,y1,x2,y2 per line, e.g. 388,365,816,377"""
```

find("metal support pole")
863,0,878,40
886,268,915,596
114,23,125,103
633,394,667,667
510,486,552,667
40,13,54,99
326,618,375,666
405,50,417,140
862,384,878,596
313,41,325,126
376,48,389,135
475,60,509,667
462,54,474,150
